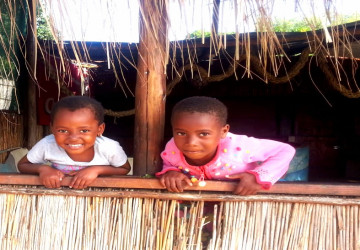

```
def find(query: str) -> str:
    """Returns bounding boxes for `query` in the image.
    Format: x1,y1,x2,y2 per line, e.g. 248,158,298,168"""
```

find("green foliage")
272,13,360,33
332,13,360,26
188,30,212,39
0,56,15,77
272,18,322,32
37,5,54,40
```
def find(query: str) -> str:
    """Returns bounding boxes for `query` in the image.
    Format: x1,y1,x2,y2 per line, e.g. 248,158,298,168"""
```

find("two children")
18,96,131,189
156,96,295,195
19,95,294,195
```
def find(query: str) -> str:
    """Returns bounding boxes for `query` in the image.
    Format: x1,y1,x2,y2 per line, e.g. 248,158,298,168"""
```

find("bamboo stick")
354,206,359,250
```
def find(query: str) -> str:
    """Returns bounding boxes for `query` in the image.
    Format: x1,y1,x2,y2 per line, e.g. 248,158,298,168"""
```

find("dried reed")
208,200,360,250
0,112,23,163
0,191,206,250
1,188,360,249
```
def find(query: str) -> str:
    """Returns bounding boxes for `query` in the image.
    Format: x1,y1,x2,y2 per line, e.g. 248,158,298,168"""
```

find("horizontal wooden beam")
0,174,359,197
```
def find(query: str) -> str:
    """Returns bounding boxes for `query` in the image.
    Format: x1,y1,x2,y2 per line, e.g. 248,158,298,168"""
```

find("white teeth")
68,144,82,148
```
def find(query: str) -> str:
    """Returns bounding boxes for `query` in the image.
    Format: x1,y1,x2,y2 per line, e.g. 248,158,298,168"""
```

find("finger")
170,179,181,193
48,178,56,188
164,178,172,192
241,190,250,196
245,189,257,196
159,177,166,188
249,189,259,195
72,181,80,189
248,190,257,196
167,178,181,192
242,188,256,196
79,179,88,189
82,179,94,189
69,176,77,188
176,180,185,192
58,173,65,183
225,174,243,180
49,179,57,189
72,179,85,189
183,178,193,187
54,179,61,189
43,180,51,188
234,185,244,195
165,178,179,193
77,180,87,189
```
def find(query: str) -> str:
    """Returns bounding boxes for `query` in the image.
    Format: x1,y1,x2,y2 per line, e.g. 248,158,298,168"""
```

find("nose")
185,134,198,146
68,131,79,140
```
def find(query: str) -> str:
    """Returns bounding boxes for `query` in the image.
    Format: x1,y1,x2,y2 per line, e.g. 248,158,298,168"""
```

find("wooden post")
133,1,167,176
26,0,43,148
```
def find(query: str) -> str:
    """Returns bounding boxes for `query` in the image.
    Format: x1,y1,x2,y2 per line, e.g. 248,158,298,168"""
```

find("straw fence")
0,112,23,163
0,176,359,250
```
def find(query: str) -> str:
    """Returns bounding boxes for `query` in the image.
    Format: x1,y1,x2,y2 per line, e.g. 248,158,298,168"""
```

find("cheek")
84,134,97,142
203,139,219,150
173,137,184,148
53,134,65,143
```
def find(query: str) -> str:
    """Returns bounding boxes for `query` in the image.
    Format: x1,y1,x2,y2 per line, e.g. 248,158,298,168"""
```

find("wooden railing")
0,174,359,199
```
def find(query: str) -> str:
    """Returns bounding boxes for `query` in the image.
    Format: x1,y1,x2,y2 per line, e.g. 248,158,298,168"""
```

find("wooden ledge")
0,174,359,197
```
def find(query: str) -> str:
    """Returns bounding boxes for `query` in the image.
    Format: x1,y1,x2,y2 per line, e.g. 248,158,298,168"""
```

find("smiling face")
172,111,229,166
51,107,105,162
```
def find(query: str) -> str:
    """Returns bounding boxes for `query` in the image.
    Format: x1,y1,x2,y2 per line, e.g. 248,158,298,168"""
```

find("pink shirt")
156,132,295,189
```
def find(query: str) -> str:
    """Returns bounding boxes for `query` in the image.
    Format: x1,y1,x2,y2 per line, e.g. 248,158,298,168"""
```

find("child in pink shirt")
156,96,295,195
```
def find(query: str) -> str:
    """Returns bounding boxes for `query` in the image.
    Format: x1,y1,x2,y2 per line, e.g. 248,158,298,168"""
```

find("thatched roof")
1,0,360,111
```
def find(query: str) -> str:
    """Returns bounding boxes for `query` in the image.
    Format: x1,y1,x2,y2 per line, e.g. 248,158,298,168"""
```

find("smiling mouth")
66,144,83,149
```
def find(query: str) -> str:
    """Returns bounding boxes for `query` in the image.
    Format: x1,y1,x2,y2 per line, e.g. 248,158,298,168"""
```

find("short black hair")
50,96,104,125
171,96,228,125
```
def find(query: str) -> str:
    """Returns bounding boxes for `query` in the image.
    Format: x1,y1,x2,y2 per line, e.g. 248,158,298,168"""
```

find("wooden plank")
0,174,359,197
0,185,359,204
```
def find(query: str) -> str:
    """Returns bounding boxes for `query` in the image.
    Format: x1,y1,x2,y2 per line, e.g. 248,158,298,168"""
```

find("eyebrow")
173,128,213,132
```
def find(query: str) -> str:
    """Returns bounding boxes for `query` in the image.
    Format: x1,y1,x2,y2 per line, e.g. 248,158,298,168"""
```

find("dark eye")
80,129,90,133
176,132,186,136
200,132,210,137
57,129,67,133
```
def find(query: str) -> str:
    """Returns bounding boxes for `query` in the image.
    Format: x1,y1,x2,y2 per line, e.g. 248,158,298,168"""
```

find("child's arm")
67,161,131,189
246,140,295,189
18,155,65,188
223,136,295,195
159,170,193,193
232,137,295,190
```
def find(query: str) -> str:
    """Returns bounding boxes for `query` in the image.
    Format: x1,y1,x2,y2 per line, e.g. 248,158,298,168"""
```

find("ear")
97,123,105,136
50,123,55,134
220,124,230,139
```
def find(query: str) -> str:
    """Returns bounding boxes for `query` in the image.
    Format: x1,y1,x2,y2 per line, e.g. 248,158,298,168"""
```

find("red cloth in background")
36,55,92,125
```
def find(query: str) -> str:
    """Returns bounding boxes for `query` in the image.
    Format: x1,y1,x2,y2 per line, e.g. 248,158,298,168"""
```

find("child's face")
172,111,229,166
51,108,105,162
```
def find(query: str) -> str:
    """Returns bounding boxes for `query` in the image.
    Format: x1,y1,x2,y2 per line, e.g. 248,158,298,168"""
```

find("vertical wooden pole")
26,0,43,148
133,1,167,176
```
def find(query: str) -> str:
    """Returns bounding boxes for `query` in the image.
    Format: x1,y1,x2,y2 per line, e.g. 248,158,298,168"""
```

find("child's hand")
38,165,65,189
67,167,99,189
226,172,262,195
159,171,193,192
